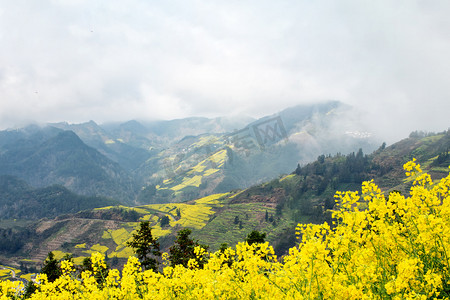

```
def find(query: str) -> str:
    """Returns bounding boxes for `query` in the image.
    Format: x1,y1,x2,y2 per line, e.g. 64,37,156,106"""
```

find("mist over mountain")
0,101,380,209
132,101,380,204
0,129,137,204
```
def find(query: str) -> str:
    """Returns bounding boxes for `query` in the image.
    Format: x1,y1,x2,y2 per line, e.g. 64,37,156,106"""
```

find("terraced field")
156,147,228,193
44,193,233,266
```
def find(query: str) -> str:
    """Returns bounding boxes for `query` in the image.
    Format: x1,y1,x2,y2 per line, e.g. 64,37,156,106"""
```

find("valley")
1,102,449,283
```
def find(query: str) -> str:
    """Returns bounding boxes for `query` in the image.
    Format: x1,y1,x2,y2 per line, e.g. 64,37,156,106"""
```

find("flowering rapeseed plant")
1,159,450,299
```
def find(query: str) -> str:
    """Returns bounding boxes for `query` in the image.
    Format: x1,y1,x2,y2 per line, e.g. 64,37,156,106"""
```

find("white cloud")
0,0,449,141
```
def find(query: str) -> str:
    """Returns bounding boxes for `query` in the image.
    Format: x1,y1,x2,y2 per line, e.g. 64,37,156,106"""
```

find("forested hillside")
0,175,118,219
0,130,137,204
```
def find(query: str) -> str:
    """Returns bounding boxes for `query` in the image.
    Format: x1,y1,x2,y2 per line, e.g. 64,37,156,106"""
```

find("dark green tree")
245,230,266,245
169,228,208,268
23,281,37,298
245,230,270,260
126,221,161,272
160,215,170,227
218,243,229,253
41,252,62,282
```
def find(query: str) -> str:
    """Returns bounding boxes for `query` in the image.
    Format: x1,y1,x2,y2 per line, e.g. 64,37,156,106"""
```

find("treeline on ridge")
0,175,119,219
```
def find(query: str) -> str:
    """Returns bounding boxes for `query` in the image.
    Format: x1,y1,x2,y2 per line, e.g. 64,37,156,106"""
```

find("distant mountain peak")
49,130,86,148
118,120,149,134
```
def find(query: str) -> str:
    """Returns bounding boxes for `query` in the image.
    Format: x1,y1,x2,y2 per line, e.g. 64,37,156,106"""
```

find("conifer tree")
127,221,161,271
169,228,208,268
245,230,266,245
41,252,62,282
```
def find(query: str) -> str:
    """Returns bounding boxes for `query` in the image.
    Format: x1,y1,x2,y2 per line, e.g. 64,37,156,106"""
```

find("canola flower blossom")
1,159,450,299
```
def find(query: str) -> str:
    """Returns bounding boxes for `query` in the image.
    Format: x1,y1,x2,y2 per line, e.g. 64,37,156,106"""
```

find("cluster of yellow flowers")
1,160,449,299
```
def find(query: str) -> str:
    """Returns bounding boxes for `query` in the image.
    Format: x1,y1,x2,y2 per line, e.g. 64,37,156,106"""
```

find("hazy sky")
1,0,449,141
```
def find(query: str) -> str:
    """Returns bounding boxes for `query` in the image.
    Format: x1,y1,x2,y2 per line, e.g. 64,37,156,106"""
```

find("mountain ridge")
0,130,137,204
0,101,379,209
